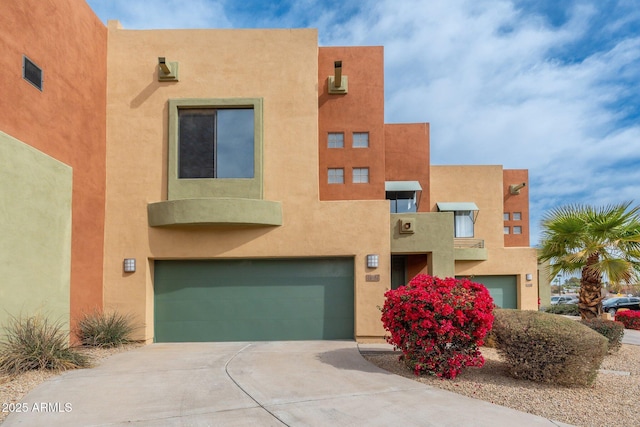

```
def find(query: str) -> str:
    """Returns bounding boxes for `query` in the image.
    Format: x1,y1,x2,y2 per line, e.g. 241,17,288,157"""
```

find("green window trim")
168,98,264,200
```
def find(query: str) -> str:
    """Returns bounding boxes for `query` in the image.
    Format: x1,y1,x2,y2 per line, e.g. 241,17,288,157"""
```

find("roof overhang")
436,202,479,212
385,181,422,192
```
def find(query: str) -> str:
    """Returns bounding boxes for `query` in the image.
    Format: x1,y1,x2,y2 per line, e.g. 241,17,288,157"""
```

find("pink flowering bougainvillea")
381,274,494,379
615,310,640,330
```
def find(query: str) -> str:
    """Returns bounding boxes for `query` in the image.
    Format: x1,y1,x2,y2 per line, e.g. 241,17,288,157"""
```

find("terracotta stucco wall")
0,0,107,328
384,123,431,211
104,25,391,342
430,165,538,309
318,47,386,201
503,169,530,247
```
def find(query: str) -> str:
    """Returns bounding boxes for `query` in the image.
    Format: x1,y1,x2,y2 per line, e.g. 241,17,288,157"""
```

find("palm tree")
538,202,640,319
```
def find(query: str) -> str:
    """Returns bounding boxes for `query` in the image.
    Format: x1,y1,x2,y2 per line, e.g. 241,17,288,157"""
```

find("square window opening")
513,226,522,234
178,108,254,179
513,212,522,221
353,132,369,148
328,132,344,148
328,168,344,184
353,167,369,183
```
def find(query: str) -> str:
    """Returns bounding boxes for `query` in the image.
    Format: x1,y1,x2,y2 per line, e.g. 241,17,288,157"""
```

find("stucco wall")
503,169,530,247
0,0,107,329
104,25,391,341
0,132,72,332
318,47,386,201
430,165,538,310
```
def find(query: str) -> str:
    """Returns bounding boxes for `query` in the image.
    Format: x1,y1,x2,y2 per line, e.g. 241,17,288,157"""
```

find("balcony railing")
454,238,485,249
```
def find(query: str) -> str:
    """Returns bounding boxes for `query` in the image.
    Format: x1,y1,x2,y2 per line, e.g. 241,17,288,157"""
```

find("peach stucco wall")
103,25,391,341
318,47,386,201
430,165,538,309
0,0,107,328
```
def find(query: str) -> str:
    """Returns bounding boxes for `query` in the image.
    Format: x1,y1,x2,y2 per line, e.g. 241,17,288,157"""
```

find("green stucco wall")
0,131,72,334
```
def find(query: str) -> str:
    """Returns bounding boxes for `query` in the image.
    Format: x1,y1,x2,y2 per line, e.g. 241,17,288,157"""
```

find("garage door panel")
459,275,517,309
154,258,354,342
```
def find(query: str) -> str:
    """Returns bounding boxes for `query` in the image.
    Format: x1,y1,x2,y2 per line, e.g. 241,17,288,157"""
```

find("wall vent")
23,56,43,91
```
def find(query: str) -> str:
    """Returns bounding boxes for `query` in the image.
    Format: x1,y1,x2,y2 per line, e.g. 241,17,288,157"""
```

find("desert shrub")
544,304,580,316
615,310,640,330
580,318,624,353
0,314,89,375
76,310,137,348
492,309,607,387
381,274,494,379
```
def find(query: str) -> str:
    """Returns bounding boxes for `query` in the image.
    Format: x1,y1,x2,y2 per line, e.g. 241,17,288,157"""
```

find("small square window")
503,213,509,221
353,132,369,148
513,212,522,221
23,56,43,91
328,133,344,148
513,226,522,234
352,167,369,183
328,168,344,184
504,226,510,234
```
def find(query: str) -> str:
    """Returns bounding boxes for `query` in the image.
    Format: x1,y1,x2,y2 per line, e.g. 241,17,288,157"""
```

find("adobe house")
0,0,537,343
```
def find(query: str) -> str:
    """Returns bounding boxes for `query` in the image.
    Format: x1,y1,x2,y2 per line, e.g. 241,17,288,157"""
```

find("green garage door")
459,275,518,309
154,258,354,342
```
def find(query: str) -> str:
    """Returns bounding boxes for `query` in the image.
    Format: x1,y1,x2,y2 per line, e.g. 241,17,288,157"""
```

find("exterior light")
525,273,533,281
366,254,379,269
123,258,136,273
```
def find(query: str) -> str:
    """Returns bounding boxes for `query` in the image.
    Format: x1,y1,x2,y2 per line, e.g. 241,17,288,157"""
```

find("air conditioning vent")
399,218,415,234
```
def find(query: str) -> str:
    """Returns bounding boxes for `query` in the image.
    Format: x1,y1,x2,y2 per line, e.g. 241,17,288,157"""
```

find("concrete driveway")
4,341,568,426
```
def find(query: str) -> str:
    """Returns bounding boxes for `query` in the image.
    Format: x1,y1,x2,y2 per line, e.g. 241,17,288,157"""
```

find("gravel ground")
364,344,640,427
0,344,143,424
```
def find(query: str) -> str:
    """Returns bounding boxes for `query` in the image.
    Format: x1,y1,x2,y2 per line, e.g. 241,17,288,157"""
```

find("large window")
178,108,254,179
168,98,263,201
387,191,417,213
454,211,474,238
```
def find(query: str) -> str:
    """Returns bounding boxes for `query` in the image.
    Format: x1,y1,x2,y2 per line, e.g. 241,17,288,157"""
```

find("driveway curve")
4,341,568,426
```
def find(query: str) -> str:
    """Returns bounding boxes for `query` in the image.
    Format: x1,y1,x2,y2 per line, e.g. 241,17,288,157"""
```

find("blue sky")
87,0,640,245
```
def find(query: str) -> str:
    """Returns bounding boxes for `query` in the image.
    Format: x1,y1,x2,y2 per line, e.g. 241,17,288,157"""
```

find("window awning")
385,181,422,192
437,202,479,212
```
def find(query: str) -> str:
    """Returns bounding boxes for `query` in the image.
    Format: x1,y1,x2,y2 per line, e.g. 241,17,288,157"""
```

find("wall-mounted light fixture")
328,60,348,94
158,57,179,82
525,273,533,281
366,254,379,269
123,258,136,273
509,182,526,195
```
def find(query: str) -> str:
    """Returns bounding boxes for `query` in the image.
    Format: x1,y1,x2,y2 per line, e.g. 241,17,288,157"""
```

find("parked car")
602,297,640,315
550,295,579,305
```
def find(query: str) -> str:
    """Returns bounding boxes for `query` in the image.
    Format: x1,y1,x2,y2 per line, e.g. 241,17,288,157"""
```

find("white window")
454,211,474,238
504,226,510,234
328,133,344,148
328,168,344,184
513,212,522,221
353,132,369,148
503,213,509,221
513,226,522,234
352,167,369,183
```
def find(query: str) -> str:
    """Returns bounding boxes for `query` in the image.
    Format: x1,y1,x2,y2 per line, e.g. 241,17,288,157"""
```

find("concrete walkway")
4,341,569,427
622,328,640,345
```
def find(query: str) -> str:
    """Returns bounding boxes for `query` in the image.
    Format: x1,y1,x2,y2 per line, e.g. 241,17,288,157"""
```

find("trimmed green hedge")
543,304,580,316
492,309,607,387
580,318,624,353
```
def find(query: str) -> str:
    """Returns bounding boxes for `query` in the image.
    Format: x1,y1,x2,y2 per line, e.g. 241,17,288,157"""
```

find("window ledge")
148,198,282,227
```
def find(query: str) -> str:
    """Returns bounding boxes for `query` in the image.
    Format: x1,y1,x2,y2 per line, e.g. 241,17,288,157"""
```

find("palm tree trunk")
579,253,602,319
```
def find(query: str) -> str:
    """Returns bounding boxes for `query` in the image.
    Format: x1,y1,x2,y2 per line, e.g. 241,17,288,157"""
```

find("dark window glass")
23,56,43,90
178,108,254,179
386,191,417,213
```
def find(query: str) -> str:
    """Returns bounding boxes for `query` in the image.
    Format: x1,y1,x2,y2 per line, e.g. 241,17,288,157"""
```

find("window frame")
513,212,522,221
352,167,369,183
328,132,344,148
352,132,369,148
328,168,344,184
503,213,509,221
513,226,522,235
168,98,263,200
504,226,510,234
